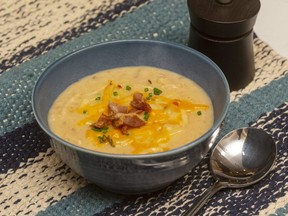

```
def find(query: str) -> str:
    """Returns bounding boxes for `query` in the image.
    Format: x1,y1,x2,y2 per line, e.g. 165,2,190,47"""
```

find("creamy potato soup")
48,66,214,154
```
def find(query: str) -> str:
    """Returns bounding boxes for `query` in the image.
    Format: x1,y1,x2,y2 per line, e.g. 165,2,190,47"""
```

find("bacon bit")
112,113,145,133
117,84,122,89
123,115,146,127
91,92,151,135
108,102,128,115
112,113,146,134
173,101,180,106
130,92,152,112
128,108,143,114
120,125,129,135
91,114,111,128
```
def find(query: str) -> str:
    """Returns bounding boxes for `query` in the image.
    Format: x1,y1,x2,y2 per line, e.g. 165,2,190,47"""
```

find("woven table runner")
0,0,287,215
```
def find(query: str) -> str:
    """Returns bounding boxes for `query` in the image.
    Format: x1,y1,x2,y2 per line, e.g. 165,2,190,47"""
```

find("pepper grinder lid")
187,0,261,38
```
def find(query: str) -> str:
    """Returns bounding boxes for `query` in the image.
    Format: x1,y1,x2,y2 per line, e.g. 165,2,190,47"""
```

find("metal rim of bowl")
32,39,230,159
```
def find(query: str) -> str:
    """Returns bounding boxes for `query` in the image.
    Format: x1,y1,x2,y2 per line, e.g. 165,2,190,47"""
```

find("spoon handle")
183,181,226,216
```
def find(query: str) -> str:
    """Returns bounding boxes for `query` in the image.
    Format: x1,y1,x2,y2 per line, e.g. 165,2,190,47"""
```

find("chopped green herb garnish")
113,91,118,96
126,85,131,91
153,88,162,95
144,87,149,92
107,135,114,147
92,127,109,133
197,111,202,116
98,135,106,143
83,110,87,114
95,96,101,100
97,134,114,147
144,112,149,121
146,92,153,100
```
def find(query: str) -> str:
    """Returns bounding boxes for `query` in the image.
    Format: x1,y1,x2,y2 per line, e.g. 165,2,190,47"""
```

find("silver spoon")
184,127,277,216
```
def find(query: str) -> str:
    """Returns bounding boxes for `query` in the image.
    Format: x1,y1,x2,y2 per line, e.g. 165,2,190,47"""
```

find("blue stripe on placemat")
218,75,288,138
0,121,50,173
36,74,288,216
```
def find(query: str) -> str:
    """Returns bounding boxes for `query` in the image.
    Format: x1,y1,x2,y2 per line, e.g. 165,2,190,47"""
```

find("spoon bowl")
184,127,277,216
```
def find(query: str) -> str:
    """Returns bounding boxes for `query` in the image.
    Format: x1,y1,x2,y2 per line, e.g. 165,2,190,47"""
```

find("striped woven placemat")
0,0,287,215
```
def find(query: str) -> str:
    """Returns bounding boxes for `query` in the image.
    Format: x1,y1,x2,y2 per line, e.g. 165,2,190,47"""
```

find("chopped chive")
197,111,202,116
97,134,114,147
113,91,118,96
126,85,131,91
146,92,153,100
95,96,101,100
144,112,149,121
92,127,101,132
98,135,106,143
107,135,115,147
83,110,87,114
92,127,109,133
153,87,162,95
144,87,149,92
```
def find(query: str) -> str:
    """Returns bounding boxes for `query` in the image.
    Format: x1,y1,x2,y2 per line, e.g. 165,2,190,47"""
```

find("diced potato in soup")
48,66,214,154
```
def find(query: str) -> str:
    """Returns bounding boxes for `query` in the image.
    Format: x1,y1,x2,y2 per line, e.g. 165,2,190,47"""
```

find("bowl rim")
32,39,230,159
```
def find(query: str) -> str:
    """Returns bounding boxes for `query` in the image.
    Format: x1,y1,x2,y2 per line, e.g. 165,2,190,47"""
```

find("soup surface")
48,66,214,154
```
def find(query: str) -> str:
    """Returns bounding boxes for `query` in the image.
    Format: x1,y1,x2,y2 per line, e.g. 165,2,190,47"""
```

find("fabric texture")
0,0,287,215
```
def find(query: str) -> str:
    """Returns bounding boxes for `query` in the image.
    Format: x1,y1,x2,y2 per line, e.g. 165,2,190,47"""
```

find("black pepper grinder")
187,0,261,91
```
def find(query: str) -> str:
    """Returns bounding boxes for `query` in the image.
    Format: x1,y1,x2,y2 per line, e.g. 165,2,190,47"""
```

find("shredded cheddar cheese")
76,80,209,154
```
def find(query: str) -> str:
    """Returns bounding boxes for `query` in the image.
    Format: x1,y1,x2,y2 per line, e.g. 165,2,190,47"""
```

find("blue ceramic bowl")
32,40,230,194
